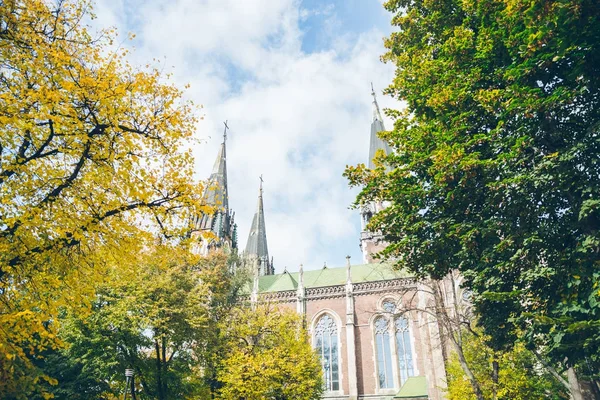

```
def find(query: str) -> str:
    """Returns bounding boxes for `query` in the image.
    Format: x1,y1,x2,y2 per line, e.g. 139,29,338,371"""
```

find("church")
195,89,448,400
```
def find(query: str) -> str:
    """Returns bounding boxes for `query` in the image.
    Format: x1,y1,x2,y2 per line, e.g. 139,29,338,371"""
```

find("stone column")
345,256,358,399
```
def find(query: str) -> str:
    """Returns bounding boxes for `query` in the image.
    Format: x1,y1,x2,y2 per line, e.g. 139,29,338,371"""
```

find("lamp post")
123,368,135,400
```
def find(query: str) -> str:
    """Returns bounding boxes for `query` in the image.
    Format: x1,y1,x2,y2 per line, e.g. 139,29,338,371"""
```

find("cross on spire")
223,120,229,143
370,83,383,123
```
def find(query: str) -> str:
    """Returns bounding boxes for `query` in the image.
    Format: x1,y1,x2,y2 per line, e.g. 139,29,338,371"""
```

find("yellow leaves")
217,305,323,400
1,0,202,396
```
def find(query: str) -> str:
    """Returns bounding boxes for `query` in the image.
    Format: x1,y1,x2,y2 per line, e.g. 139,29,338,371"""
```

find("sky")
93,0,401,272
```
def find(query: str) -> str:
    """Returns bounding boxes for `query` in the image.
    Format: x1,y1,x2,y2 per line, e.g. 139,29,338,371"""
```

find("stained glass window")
395,316,414,385
374,317,394,389
314,314,339,391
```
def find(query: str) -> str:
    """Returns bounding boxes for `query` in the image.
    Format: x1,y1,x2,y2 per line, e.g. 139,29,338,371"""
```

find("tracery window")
374,299,416,390
314,314,339,391
374,317,394,389
395,316,415,385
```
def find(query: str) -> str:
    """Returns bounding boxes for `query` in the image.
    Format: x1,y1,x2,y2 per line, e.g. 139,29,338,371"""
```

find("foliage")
345,0,600,378
0,0,204,396
216,305,323,400
446,329,567,400
33,248,232,400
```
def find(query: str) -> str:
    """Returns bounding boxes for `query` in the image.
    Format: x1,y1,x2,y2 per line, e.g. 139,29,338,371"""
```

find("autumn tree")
216,305,323,400
0,0,204,396
446,329,567,400
32,248,234,400
345,0,600,398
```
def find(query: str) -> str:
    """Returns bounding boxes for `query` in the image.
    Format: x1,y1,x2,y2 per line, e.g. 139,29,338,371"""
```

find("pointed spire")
245,176,272,275
371,82,384,123
196,121,237,251
368,84,393,169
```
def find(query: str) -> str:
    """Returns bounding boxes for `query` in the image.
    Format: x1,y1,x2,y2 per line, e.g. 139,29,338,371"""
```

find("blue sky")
94,0,400,272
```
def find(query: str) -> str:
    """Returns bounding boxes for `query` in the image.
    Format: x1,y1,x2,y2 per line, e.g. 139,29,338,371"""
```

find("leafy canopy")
216,305,324,400
0,0,205,395
446,329,567,400
345,0,600,370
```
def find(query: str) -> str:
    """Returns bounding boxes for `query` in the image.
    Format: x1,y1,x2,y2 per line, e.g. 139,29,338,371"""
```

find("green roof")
394,376,428,398
257,262,410,293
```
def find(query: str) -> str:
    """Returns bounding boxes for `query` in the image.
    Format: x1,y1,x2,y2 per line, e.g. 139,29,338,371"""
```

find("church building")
197,89,449,400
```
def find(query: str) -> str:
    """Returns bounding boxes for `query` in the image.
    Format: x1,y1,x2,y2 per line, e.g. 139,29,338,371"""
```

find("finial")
346,255,352,284
223,120,229,143
323,261,327,269
370,83,383,122
298,264,304,287
259,174,264,190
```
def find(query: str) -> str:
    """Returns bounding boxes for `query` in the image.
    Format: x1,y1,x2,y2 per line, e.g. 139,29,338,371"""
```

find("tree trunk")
130,375,137,400
432,280,485,400
533,350,570,392
491,358,499,400
567,366,584,400
452,339,485,400
162,337,168,399
155,339,164,400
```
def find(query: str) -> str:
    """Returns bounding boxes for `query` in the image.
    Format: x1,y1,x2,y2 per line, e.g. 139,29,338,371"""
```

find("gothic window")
375,317,394,389
314,314,339,391
395,316,415,385
383,300,396,313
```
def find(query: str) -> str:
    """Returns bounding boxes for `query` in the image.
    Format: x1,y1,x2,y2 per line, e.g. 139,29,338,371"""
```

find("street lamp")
123,368,135,400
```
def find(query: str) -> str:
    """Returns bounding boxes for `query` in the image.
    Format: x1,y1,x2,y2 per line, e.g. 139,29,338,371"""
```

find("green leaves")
352,0,600,378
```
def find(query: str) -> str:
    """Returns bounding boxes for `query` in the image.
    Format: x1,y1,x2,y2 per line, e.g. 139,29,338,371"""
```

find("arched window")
395,316,415,385
314,314,339,391
374,317,394,389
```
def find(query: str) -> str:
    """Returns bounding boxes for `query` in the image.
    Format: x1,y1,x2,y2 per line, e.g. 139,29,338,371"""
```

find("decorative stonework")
353,278,417,296
306,285,346,300
258,290,296,303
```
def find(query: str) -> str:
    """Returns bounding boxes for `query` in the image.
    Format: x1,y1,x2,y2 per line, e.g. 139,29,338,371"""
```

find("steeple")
196,121,237,253
368,83,393,169
245,176,274,275
360,86,392,263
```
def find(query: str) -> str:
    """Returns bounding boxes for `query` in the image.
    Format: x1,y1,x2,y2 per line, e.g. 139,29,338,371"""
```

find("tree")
33,247,231,400
0,0,203,395
446,329,567,400
216,305,323,400
345,0,600,397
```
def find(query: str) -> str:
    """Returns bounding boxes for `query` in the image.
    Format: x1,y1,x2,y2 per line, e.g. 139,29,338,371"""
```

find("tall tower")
360,85,392,263
244,177,274,275
195,123,237,254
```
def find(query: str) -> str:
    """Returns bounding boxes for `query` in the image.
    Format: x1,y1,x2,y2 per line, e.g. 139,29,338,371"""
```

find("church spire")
196,121,237,252
360,86,392,263
245,176,273,275
368,83,392,169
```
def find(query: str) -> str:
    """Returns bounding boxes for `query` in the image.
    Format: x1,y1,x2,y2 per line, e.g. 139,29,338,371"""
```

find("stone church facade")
197,88,449,399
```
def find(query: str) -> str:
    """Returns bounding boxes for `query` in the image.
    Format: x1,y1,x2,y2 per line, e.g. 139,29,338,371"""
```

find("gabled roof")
394,376,428,398
257,262,410,293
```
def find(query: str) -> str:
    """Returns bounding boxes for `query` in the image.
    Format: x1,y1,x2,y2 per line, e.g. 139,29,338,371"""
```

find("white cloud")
93,0,400,271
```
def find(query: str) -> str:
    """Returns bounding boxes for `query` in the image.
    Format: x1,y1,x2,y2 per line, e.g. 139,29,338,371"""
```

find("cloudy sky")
93,0,400,272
